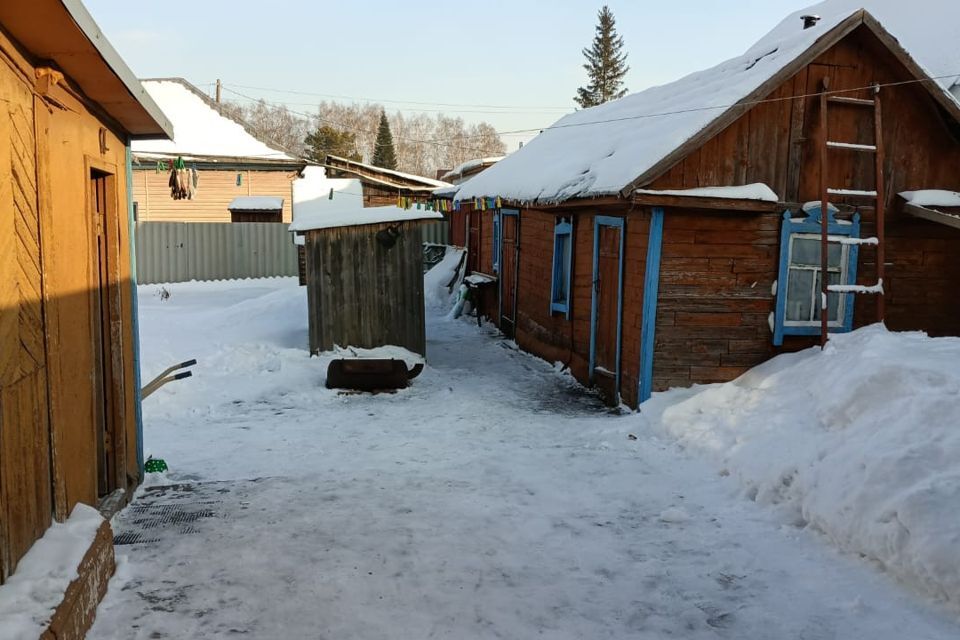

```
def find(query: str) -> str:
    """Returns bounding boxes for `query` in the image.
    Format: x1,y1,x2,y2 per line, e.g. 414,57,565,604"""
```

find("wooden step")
826,141,877,152
827,96,876,107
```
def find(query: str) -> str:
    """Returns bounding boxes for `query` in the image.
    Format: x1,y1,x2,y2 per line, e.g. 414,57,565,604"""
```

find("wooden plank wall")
305,221,426,356
132,167,296,222
0,56,52,582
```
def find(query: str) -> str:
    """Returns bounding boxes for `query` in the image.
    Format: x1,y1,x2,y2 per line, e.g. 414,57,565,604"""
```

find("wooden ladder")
817,79,886,346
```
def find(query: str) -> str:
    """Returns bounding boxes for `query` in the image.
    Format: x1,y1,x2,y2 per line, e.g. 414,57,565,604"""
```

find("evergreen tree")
574,6,630,108
371,110,398,170
304,125,361,163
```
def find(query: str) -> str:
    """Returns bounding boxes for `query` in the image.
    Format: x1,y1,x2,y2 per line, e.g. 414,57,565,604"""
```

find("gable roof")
0,0,171,138
457,2,960,205
131,78,296,163
324,155,451,192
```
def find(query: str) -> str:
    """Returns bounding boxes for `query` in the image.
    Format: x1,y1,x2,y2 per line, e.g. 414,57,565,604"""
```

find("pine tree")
304,125,361,163
574,6,630,109
371,110,398,170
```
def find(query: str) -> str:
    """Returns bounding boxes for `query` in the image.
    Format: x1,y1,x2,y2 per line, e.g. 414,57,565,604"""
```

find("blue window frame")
550,218,573,317
772,205,861,346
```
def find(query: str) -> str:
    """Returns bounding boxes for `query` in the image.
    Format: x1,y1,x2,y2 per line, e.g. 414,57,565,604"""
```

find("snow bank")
423,247,466,310
330,345,424,368
644,325,960,608
0,505,105,640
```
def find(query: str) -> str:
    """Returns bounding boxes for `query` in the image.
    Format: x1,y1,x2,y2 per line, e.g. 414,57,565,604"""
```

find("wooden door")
90,170,117,498
590,217,625,405
499,212,519,337
467,212,480,274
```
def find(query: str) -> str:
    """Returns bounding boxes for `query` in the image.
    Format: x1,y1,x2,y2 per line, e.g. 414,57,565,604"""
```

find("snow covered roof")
325,155,451,191
228,196,284,211
899,190,960,208
131,79,295,162
440,157,505,183
290,166,442,232
458,1,960,205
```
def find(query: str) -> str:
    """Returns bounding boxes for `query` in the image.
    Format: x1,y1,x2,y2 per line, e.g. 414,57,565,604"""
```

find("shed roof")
290,166,441,232
440,157,505,183
457,1,960,205
132,79,298,163
228,196,284,211
0,0,172,138
325,155,451,191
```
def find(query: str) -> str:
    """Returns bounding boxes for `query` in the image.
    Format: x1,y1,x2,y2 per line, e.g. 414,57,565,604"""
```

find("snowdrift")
645,325,960,608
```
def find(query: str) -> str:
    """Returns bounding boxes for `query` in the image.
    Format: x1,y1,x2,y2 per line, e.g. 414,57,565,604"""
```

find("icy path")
90,279,959,639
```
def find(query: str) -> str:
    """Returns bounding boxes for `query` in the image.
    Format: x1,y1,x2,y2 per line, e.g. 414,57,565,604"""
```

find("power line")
222,82,571,112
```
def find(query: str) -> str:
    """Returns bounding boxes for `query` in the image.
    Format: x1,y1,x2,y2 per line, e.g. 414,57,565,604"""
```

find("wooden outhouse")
290,200,443,357
0,0,171,615
440,6,960,408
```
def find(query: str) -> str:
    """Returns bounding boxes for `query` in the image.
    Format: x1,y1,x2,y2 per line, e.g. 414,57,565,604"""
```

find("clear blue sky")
86,0,813,148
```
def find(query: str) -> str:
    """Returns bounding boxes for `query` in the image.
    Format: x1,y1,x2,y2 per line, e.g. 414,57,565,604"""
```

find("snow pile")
900,190,960,208
132,80,292,160
423,247,466,310
645,325,960,608
0,505,105,640
635,183,779,202
331,345,424,368
457,0,960,204
290,166,441,232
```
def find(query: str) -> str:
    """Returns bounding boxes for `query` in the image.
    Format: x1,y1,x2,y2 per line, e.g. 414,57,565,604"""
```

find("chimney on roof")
801,14,821,29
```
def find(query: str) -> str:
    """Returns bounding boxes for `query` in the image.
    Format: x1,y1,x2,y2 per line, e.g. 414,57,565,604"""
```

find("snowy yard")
89,277,959,639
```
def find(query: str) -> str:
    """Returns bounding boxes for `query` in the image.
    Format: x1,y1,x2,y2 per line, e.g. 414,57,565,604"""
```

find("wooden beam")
631,192,779,212
904,202,960,231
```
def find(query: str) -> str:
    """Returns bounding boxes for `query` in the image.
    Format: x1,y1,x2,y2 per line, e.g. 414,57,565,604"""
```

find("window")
492,211,501,273
551,218,573,317
772,206,861,345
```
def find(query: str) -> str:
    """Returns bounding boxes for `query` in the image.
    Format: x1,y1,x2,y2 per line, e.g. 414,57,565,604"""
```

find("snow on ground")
643,326,960,610
89,277,960,639
0,505,104,640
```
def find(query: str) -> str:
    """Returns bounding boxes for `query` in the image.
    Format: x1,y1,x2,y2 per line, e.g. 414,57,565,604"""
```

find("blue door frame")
638,208,665,405
589,216,626,398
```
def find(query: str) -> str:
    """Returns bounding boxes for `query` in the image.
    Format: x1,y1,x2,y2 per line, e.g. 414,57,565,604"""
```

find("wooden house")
324,154,451,208
289,200,443,357
439,156,504,186
440,5,960,408
131,78,304,223
0,0,171,626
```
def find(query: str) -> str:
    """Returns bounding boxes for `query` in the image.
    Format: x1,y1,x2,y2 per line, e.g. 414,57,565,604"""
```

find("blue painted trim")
491,211,502,273
126,144,145,479
772,206,861,346
550,218,573,318
639,208,665,405
589,216,626,400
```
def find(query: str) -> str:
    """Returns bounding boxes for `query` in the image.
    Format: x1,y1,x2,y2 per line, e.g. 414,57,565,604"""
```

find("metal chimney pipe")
801,14,821,29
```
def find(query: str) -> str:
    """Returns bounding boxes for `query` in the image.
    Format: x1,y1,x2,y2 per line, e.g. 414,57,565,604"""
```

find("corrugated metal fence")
135,221,450,284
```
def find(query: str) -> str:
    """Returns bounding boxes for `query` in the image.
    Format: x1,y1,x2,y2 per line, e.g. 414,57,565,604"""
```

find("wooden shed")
290,201,443,357
0,0,171,622
439,6,960,408
324,154,451,207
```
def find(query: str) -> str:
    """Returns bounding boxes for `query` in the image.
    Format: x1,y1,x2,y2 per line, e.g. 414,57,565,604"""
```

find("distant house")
440,157,504,186
0,0,171,632
324,154,451,207
289,177,442,356
131,78,304,223
438,5,960,408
